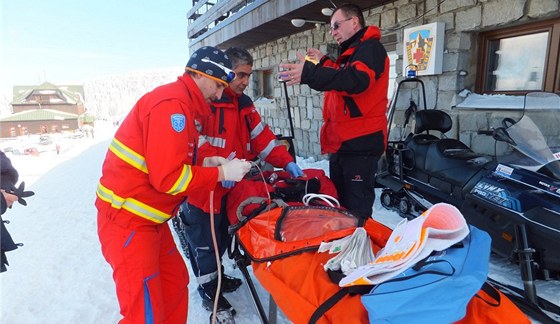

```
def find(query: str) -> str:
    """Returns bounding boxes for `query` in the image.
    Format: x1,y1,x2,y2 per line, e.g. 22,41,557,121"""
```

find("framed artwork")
403,22,445,76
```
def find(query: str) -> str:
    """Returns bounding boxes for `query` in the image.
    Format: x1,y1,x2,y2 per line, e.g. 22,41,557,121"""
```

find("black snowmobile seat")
414,110,478,159
412,109,451,145
414,110,452,134
437,139,479,160
406,110,454,169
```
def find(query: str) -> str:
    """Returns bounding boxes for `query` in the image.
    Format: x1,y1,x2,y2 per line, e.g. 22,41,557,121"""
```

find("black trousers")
329,152,380,219
178,200,230,287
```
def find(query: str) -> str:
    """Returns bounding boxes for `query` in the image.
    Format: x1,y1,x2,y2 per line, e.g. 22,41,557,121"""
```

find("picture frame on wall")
403,22,445,76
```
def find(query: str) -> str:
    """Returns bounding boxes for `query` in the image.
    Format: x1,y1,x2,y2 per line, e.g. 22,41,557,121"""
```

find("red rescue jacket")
188,87,294,213
95,74,219,224
302,26,389,155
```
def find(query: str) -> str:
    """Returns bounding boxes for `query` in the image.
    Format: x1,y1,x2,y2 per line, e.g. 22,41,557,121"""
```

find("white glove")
219,158,251,182
203,156,228,167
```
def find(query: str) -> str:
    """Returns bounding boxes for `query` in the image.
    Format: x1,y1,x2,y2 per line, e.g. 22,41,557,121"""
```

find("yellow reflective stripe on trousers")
109,138,148,174
166,164,193,195
96,183,169,223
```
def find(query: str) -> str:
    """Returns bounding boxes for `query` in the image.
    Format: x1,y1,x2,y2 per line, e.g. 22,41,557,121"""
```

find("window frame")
255,68,274,99
476,17,560,95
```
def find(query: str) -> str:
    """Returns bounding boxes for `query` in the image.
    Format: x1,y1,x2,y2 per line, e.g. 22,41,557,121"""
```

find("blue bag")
361,225,491,324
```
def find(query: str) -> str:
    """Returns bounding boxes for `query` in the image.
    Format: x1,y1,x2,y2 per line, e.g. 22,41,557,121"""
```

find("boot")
199,283,236,315
221,274,242,293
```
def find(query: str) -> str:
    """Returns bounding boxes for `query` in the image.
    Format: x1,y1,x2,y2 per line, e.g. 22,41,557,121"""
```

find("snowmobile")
376,79,560,314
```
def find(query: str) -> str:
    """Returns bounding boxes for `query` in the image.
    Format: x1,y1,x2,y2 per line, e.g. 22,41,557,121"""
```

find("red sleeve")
143,100,219,195
245,107,294,168
197,140,219,166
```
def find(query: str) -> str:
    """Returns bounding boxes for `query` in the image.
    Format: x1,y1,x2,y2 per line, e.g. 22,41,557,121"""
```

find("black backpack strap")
308,284,374,324
474,281,501,307
308,270,372,324
486,278,560,324
309,287,349,324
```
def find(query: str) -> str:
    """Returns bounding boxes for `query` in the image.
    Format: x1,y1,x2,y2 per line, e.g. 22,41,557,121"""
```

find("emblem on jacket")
171,114,186,132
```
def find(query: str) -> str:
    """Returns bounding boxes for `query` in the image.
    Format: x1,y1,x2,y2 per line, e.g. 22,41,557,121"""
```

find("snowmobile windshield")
505,92,560,174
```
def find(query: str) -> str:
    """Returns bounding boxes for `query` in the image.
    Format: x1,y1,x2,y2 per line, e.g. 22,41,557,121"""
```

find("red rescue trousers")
97,206,189,324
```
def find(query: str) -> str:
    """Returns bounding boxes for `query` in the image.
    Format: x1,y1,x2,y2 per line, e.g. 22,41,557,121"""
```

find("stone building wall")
247,0,560,159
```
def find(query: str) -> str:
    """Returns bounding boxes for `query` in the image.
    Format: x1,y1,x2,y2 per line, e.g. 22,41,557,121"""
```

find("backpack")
236,205,392,323
360,225,491,323
225,168,337,226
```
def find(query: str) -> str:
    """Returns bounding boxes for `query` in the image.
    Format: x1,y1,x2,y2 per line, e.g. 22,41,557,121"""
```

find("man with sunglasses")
95,46,252,323
280,3,389,219
178,46,303,318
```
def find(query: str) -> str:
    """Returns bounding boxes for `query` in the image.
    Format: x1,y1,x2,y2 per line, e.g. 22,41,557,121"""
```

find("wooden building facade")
0,82,86,138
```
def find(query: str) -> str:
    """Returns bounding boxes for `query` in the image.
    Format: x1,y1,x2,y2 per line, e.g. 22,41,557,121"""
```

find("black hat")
185,46,235,86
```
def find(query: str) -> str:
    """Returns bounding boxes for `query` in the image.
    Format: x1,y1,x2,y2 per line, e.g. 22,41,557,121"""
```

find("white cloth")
322,227,376,275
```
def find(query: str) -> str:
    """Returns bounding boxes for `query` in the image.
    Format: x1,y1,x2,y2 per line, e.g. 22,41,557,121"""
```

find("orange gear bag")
236,204,392,323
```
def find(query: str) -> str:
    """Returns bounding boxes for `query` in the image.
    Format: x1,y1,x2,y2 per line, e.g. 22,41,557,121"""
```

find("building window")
256,69,274,99
477,17,560,94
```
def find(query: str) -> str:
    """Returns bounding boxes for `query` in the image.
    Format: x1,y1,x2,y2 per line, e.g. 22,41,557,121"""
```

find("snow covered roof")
12,82,84,105
0,108,78,122
455,92,524,110
454,91,559,110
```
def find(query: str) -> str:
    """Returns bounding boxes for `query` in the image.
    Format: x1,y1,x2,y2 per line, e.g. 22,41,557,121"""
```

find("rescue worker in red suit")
178,47,303,316
95,46,252,324
280,4,389,219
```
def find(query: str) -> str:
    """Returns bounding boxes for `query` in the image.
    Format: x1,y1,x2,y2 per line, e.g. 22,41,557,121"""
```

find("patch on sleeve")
171,114,186,132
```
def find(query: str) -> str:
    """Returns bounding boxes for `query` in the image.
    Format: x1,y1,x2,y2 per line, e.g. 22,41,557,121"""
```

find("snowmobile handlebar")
477,130,494,136
477,128,516,146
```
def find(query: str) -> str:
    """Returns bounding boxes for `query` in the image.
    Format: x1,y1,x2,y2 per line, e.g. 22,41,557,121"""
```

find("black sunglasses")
201,58,236,82
330,17,353,31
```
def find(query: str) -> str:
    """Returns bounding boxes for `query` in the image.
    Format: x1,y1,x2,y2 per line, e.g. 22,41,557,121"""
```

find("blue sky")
1,0,190,91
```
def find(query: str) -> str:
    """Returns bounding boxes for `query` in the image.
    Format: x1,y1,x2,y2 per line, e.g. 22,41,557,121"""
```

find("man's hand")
3,182,34,206
285,162,304,178
219,158,252,182
306,48,324,64
221,181,236,189
279,51,306,86
1,190,19,209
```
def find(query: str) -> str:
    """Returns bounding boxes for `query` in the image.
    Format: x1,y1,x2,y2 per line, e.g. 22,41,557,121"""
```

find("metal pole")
514,223,538,304
282,81,295,140
237,258,269,324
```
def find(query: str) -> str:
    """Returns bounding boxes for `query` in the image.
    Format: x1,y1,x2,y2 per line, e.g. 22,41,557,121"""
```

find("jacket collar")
178,73,212,118
339,26,381,53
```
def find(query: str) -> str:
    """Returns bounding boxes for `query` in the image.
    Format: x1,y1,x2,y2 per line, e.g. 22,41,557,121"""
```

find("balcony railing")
187,0,254,39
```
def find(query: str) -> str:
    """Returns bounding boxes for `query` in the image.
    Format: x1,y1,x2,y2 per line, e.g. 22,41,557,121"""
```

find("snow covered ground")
0,121,558,323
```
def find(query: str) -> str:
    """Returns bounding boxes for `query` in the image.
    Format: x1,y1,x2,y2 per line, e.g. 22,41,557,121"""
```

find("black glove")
6,182,34,206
